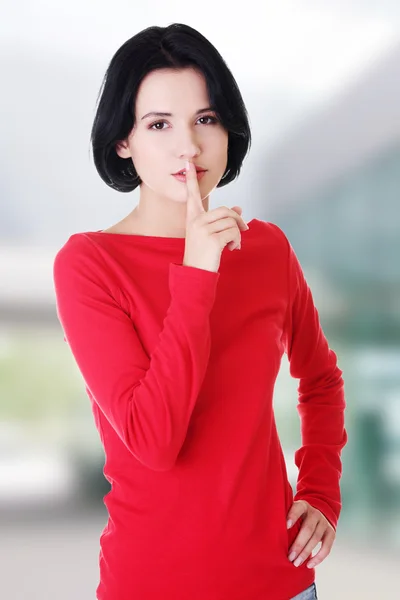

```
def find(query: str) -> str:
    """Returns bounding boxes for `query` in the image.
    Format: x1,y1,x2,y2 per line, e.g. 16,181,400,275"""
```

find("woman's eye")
149,121,168,130
198,116,218,125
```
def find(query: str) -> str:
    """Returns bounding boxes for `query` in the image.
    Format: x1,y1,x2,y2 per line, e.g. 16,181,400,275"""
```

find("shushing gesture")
183,159,249,273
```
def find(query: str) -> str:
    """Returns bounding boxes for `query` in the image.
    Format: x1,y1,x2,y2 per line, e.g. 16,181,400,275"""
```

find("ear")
115,139,132,159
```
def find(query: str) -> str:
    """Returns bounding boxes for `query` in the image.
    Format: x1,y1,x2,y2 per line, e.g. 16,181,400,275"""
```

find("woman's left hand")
286,500,336,569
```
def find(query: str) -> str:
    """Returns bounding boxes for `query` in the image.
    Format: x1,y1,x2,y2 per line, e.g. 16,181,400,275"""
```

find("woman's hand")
183,159,248,273
286,500,336,569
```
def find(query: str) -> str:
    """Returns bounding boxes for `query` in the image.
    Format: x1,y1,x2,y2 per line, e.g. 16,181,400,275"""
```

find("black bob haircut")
90,23,252,193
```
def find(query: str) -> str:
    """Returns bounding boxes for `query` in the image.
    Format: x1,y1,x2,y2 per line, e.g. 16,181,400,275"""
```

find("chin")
169,186,207,201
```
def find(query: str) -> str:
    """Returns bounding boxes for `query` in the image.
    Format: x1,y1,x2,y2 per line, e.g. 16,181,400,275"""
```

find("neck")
128,184,210,238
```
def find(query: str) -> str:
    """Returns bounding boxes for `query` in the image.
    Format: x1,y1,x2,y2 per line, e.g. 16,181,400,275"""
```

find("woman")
53,23,347,600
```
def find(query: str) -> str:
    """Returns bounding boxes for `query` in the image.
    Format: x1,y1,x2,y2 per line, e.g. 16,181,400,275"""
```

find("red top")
53,218,347,600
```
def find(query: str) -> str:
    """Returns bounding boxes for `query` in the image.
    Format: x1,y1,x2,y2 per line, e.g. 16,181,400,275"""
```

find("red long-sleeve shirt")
53,218,347,600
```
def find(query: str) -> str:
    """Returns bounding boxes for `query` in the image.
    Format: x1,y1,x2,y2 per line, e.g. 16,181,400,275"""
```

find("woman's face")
116,67,229,203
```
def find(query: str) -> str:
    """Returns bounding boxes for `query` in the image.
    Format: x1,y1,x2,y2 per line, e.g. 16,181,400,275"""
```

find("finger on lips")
184,159,246,251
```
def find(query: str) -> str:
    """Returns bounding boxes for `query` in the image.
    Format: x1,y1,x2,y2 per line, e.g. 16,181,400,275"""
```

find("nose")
175,128,201,161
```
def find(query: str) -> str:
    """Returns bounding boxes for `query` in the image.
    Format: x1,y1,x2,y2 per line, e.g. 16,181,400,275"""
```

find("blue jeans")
290,582,318,600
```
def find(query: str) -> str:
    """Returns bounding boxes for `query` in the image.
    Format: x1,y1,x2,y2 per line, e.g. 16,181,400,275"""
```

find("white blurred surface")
0,422,79,507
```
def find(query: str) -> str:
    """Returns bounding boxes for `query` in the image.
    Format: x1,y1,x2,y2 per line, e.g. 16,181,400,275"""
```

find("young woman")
53,23,347,600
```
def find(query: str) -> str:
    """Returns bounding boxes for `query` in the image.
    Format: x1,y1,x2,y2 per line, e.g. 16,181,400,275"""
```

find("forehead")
135,68,209,111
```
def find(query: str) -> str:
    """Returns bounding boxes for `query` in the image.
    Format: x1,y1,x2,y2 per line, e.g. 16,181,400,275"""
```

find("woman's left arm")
280,229,348,568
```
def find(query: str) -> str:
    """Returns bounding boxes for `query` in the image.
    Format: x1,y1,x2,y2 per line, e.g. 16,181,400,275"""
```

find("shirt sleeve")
280,229,348,531
53,235,220,472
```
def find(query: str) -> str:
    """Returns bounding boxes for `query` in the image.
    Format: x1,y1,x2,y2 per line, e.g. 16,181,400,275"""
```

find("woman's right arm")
53,235,220,471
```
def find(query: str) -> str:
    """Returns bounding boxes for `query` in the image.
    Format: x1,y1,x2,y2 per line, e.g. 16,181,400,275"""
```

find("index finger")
185,159,205,224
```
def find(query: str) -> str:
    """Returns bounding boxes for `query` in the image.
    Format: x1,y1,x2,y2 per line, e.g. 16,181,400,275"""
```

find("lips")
173,170,206,182
173,167,206,175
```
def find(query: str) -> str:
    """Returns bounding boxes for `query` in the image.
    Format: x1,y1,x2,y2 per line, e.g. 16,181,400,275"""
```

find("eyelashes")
148,115,219,131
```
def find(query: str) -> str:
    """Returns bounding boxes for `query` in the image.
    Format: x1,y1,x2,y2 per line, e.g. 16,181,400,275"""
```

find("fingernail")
288,552,296,562
245,223,249,230
185,159,190,171
307,562,315,569
236,243,241,250
293,556,304,567
287,519,293,528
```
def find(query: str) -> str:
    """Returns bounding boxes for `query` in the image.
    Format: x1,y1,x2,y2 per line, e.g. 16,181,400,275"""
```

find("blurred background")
1,1,400,598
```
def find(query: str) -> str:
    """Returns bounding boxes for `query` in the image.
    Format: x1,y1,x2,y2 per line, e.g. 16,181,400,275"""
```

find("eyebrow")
140,107,215,120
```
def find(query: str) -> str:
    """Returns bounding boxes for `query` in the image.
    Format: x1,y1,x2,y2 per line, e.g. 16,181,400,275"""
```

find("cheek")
208,129,228,160
212,145,229,174
130,139,163,175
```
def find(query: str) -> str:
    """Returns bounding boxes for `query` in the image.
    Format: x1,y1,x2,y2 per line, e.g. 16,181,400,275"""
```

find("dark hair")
90,23,252,193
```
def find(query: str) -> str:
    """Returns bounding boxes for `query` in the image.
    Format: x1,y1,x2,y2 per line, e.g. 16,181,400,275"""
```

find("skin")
113,67,230,238
286,500,336,569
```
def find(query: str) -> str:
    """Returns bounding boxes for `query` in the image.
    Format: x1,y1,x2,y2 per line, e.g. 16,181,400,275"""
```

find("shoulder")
53,233,105,281
54,231,106,261
249,218,291,254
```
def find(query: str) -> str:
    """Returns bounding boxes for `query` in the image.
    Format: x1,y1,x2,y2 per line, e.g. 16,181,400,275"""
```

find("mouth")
172,167,207,176
172,170,207,182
